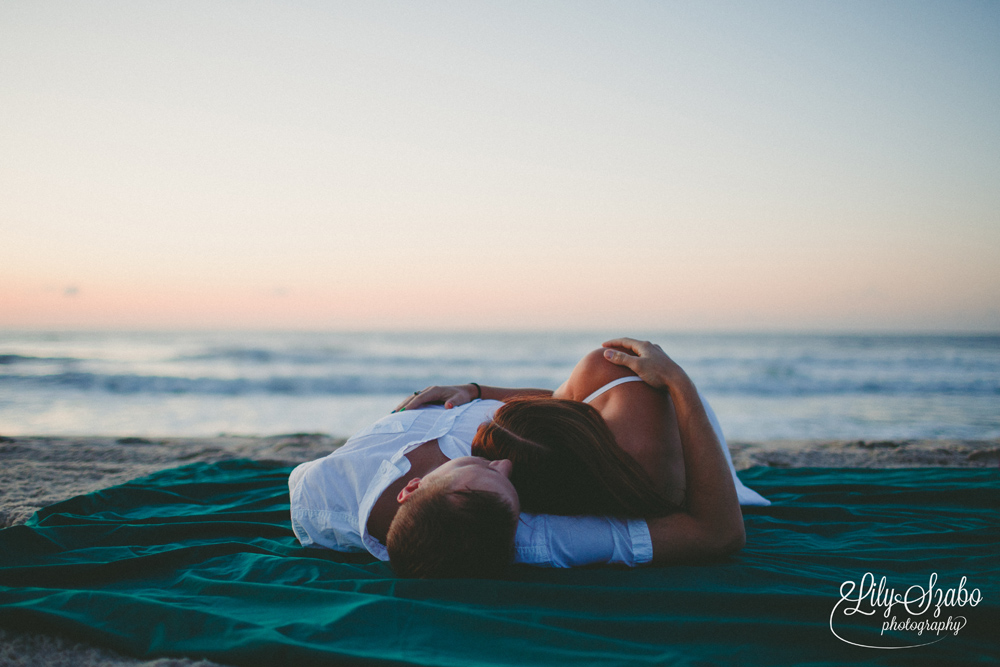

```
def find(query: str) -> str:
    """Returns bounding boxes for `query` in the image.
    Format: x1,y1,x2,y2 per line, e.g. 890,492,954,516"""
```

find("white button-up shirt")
289,400,653,567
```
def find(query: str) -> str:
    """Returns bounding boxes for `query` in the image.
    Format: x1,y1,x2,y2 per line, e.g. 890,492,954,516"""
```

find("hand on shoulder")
601,338,687,389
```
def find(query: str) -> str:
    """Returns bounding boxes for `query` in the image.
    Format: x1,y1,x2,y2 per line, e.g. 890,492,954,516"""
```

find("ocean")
0,331,997,441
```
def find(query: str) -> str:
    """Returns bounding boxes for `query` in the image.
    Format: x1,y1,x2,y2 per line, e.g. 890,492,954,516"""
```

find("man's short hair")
386,480,518,579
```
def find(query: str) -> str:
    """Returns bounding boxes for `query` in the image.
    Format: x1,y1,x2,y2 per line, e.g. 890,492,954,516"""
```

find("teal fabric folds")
1,461,997,666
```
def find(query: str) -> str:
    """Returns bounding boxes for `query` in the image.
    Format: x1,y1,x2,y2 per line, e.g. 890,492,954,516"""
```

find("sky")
1,1,998,332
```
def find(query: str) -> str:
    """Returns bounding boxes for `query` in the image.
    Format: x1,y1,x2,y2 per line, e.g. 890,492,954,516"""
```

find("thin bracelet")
469,382,482,399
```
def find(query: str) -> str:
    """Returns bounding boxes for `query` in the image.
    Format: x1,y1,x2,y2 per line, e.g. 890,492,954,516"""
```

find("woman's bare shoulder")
554,348,636,402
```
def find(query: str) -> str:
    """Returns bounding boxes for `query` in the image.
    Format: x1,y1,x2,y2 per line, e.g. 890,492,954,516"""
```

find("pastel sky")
2,1,998,331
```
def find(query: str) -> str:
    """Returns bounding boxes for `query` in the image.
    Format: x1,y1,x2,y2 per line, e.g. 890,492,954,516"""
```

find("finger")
394,387,433,412
602,337,643,354
444,388,470,409
602,347,639,370
405,387,439,410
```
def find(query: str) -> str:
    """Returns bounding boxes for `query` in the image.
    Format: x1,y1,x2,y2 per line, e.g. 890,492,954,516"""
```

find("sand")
1,434,997,666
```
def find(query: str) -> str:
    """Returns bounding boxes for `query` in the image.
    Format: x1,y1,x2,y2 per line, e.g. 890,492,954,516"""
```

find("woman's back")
553,348,687,507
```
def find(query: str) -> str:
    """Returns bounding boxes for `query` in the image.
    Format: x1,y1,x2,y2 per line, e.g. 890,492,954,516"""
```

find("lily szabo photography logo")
830,572,982,649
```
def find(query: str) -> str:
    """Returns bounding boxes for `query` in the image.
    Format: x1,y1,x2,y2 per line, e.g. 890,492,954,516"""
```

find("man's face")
420,456,520,515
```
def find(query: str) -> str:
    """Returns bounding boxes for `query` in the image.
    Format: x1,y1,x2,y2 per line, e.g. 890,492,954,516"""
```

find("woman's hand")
601,338,686,389
393,384,478,412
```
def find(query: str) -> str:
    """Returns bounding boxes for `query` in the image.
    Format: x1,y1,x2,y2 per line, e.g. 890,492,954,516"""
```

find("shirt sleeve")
513,513,653,568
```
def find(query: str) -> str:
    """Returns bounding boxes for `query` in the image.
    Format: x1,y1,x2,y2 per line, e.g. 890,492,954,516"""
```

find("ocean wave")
172,347,351,365
1,332,998,439
171,347,571,369
0,371,997,397
0,354,76,365
696,377,1000,397
0,372,414,396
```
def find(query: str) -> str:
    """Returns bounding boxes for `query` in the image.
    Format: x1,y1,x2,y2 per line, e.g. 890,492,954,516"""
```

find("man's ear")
397,477,422,504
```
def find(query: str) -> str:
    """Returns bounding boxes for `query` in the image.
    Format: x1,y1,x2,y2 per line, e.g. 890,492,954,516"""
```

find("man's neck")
366,439,449,544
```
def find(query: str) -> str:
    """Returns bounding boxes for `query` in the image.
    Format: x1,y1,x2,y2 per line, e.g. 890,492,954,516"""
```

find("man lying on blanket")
290,339,768,578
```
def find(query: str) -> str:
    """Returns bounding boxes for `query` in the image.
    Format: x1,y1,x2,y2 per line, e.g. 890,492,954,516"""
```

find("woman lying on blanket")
289,338,768,578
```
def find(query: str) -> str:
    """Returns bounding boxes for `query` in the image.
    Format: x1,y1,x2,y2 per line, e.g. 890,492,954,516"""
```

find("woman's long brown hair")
471,397,678,517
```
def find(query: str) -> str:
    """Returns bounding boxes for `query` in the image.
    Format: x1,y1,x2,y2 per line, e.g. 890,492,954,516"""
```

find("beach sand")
1,434,997,666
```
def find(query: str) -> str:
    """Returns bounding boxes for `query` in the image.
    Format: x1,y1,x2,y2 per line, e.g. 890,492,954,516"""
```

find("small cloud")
858,284,886,302
64,286,79,297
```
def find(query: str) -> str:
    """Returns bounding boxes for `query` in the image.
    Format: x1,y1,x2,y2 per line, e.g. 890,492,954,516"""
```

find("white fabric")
289,400,653,567
579,376,771,507
581,375,646,404
701,392,771,506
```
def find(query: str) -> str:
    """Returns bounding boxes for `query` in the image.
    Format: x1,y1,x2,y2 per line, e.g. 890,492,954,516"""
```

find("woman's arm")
394,384,552,412
602,338,745,563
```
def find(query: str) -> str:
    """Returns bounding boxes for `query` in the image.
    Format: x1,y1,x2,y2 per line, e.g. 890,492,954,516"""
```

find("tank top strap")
581,375,645,404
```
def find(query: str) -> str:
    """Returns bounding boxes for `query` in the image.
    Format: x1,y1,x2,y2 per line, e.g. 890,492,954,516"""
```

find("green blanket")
1,461,996,666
